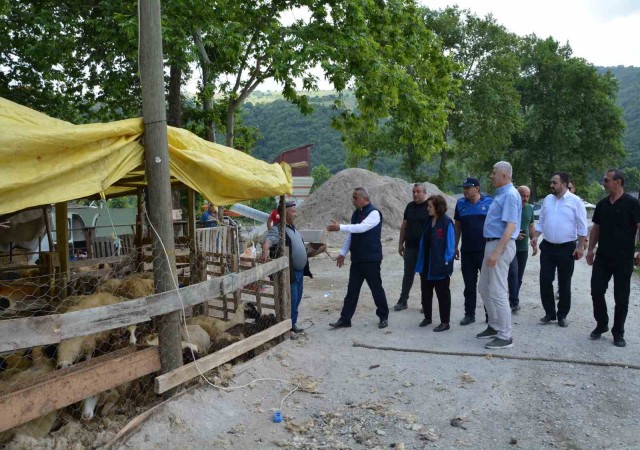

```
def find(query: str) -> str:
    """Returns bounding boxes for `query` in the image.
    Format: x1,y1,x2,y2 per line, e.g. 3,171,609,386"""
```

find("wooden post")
139,0,183,395
55,202,69,300
135,188,144,272
274,196,287,321
231,226,240,312
188,188,204,315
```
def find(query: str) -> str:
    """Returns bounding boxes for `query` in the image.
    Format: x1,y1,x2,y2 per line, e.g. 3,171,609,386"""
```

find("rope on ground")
352,341,640,370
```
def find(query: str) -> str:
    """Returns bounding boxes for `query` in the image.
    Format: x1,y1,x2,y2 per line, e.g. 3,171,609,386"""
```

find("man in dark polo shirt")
326,187,389,329
587,169,640,348
394,183,429,311
454,177,493,325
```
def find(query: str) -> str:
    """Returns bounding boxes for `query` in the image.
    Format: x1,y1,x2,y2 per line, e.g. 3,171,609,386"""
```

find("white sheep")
56,293,135,369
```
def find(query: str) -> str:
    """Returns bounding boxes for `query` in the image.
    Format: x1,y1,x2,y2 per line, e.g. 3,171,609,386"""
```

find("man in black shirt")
587,169,640,347
394,183,429,311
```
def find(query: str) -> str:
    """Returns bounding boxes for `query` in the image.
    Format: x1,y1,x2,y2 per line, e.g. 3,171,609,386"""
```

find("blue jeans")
290,269,304,326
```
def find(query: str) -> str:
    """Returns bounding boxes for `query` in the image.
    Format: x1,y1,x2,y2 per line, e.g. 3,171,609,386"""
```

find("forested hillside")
598,66,640,166
245,65,639,182
244,97,406,176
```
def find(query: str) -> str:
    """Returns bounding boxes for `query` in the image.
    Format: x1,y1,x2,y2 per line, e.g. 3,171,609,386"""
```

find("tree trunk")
436,148,449,187
226,101,235,148
167,63,182,128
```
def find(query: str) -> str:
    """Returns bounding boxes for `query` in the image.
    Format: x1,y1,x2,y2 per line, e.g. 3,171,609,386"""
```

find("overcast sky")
424,0,640,67
229,0,640,92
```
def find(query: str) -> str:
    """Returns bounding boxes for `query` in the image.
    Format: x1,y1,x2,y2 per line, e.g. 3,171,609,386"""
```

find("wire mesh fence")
0,223,288,447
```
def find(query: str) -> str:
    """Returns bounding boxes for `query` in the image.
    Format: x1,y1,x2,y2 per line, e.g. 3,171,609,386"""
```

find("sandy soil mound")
295,168,455,245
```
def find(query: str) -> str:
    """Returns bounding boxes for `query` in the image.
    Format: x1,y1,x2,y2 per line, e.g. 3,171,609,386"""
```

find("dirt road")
115,243,640,449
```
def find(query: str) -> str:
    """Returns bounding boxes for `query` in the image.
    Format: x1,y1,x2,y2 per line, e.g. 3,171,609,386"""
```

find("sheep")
96,272,154,299
185,305,246,342
0,347,59,444
56,293,135,369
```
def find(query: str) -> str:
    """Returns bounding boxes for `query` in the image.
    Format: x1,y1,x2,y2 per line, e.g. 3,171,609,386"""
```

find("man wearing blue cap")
454,177,493,325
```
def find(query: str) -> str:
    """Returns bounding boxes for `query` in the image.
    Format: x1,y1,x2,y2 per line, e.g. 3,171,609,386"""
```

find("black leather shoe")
291,324,304,333
394,302,408,311
419,318,432,327
460,316,475,326
614,335,626,347
433,323,450,332
329,319,351,328
378,319,388,329
540,314,557,323
511,305,521,313
590,326,609,340
558,318,568,328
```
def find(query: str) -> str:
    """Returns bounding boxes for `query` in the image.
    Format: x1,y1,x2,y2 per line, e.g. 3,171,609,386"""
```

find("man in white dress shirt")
531,171,588,327
326,187,389,329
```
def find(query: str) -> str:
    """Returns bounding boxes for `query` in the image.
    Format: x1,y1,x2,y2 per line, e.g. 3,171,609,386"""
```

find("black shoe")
329,319,351,328
394,301,408,311
540,314,557,323
558,318,568,328
378,319,388,329
476,326,498,339
460,316,475,326
613,335,626,347
433,323,450,332
419,318,432,327
291,324,305,333
590,326,609,340
511,305,521,313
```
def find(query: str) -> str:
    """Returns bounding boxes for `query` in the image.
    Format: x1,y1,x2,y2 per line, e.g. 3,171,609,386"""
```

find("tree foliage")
424,7,523,186
310,164,331,192
511,37,625,199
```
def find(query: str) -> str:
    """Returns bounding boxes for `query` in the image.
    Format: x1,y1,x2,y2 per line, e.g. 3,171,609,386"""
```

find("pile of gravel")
295,168,455,246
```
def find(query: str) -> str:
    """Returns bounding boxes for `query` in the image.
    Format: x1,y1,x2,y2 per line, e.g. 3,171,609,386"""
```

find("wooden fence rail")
0,257,288,353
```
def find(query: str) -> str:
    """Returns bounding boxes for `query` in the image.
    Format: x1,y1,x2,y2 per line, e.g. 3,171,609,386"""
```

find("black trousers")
340,261,389,322
591,255,633,337
540,240,575,319
421,276,451,323
398,246,419,303
507,250,529,307
461,251,484,316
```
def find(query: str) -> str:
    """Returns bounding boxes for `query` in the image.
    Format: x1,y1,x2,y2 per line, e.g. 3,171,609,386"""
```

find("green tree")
310,164,332,192
424,7,523,187
583,181,606,205
328,1,456,181
512,37,626,200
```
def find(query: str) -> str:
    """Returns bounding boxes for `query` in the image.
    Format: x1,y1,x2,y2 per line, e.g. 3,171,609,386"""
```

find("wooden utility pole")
139,0,183,392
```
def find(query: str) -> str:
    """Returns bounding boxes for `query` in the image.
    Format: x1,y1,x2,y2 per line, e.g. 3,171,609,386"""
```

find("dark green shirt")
516,203,534,252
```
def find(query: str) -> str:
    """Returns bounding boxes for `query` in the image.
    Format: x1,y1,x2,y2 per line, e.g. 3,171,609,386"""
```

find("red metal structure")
271,144,313,176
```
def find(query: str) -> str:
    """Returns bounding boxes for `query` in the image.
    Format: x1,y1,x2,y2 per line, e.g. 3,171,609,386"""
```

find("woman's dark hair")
427,195,448,217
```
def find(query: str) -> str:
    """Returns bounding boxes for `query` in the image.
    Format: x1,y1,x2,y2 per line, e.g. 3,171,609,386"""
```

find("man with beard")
531,172,587,328
587,169,640,347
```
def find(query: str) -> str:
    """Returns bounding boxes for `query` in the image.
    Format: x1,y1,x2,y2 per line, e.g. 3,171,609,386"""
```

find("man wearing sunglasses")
587,169,640,347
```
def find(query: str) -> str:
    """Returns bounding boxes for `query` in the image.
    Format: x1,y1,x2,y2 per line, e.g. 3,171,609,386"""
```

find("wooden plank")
0,257,288,352
58,299,151,340
0,346,160,432
146,257,288,317
155,319,291,394
0,316,61,352
241,289,275,299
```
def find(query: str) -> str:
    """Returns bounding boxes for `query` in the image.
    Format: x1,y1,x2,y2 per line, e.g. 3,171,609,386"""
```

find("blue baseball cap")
460,177,480,187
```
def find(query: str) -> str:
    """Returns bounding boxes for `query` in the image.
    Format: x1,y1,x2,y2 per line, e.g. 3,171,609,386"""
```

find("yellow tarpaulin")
0,98,292,215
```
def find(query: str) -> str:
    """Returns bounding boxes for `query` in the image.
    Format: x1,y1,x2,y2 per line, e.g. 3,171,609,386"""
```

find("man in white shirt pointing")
326,187,390,329
531,171,588,327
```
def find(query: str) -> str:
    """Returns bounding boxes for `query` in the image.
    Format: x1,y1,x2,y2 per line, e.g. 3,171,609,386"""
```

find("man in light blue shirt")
476,161,522,349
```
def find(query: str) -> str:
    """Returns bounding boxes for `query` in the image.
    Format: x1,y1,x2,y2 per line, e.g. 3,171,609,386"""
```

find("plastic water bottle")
323,292,331,298
273,410,282,423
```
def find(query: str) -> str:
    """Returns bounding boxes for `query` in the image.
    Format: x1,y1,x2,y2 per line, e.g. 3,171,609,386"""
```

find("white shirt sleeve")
339,210,381,233
340,232,351,257
337,209,381,257
575,198,588,237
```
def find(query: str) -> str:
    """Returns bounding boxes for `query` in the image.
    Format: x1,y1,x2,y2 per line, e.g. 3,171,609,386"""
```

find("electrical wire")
140,190,299,413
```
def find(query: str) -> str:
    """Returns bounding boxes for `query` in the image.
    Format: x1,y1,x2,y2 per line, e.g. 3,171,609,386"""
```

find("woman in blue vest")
415,195,455,331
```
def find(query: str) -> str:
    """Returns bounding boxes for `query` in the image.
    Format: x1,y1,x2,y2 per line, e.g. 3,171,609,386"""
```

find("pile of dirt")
295,168,455,246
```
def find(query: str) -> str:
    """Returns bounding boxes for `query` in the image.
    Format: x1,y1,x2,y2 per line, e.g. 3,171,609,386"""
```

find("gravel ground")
114,242,640,450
